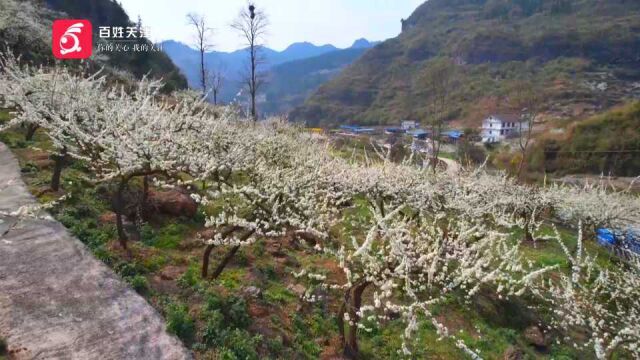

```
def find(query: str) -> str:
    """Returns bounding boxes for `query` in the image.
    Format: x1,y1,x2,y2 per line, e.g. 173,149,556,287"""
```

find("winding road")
0,142,191,360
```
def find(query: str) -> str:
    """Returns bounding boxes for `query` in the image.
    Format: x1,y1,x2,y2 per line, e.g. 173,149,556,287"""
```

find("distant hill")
162,39,378,111
262,47,370,115
291,0,640,127
351,38,381,49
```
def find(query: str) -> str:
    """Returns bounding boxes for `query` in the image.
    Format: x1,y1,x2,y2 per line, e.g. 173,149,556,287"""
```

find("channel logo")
52,19,92,59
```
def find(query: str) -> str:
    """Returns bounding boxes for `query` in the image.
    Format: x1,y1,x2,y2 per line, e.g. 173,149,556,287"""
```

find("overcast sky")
118,0,424,52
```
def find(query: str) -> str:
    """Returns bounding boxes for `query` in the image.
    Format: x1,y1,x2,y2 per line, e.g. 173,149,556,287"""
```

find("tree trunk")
211,245,241,280
202,244,215,278
114,179,128,249
523,214,534,242
337,301,347,349
50,148,66,192
211,229,255,280
142,175,149,204
139,175,149,221
200,50,206,94
25,124,38,141
201,226,241,278
341,282,370,359
516,152,527,183
524,226,534,242
250,41,257,122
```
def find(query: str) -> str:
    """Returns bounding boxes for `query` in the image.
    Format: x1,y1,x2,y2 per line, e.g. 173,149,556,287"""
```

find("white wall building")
481,114,528,143
401,120,419,130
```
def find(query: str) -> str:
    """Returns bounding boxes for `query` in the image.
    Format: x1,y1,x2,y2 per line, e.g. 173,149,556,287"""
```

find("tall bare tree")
510,80,542,182
421,58,459,172
207,66,225,106
186,13,214,95
231,2,268,121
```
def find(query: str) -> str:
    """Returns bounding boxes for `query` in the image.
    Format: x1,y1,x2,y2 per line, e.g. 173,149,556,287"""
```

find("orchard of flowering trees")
1,52,640,359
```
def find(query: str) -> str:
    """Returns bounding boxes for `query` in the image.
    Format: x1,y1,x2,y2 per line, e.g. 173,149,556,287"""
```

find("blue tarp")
597,228,640,254
443,130,464,139
597,228,617,246
385,127,405,134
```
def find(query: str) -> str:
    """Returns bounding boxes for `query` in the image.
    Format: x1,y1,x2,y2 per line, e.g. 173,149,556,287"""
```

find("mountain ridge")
162,38,379,109
291,0,640,127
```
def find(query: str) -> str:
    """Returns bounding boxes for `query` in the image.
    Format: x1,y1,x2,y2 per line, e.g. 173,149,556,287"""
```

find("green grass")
218,267,247,291
264,281,297,304
141,223,191,250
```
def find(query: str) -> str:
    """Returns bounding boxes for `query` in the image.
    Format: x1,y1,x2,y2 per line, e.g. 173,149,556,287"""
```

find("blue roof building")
443,130,464,139
408,129,430,140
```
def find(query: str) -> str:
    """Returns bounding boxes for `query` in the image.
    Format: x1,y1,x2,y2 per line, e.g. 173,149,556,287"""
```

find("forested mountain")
262,47,371,114
162,39,378,113
291,0,640,127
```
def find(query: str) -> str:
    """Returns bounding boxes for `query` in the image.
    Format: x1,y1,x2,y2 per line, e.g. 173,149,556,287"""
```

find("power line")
543,150,640,154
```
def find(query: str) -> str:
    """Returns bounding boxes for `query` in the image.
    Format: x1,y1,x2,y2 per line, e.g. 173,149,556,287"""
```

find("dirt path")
0,142,191,360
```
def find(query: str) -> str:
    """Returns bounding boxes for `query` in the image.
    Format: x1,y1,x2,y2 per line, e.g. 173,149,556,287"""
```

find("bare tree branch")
421,58,460,173
206,65,225,105
510,80,542,182
231,2,268,121
186,13,215,95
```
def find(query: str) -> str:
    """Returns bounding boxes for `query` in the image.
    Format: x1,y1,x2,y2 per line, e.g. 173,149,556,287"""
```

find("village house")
480,114,528,143
401,120,419,130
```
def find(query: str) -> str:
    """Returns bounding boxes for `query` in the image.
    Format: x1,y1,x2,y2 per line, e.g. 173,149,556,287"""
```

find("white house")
401,120,419,130
480,114,528,143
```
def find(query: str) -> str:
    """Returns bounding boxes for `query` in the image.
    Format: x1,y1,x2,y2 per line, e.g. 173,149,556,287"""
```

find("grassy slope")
530,100,640,176
0,110,626,359
291,0,640,127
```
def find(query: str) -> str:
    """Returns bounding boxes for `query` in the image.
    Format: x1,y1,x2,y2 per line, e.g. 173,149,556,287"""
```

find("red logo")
52,20,92,59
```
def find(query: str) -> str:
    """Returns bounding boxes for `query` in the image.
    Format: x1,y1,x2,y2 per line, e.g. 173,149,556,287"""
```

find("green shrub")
140,224,158,246
92,246,116,265
20,162,38,173
116,262,147,278
256,262,277,281
266,336,284,356
203,293,250,330
0,337,6,356
58,210,114,249
166,302,196,344
177,264,200,289
292,314,323,359
199,293,252,349
142,255,168,272
201,310,226,347
222,329,261,360
126,275,149,294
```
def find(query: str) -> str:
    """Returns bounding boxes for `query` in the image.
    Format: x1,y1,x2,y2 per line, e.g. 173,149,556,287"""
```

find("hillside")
291,0,640,127
531,100,640,176
262,47,370,114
